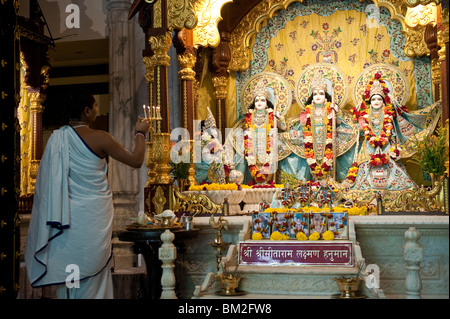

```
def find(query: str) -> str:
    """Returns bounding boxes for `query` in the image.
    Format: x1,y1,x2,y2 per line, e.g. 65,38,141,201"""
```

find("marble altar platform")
181,215,449,299
17,213,449,299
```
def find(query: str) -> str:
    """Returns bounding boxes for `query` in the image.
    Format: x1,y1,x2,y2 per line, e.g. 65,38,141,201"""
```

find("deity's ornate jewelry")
252,111,267,128
310,72,328,93
369,80,385,98
253,80,270,100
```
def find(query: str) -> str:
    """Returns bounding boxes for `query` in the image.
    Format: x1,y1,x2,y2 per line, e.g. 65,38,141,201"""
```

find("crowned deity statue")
278,72,358,184
229,80,287,185
345,72,432,192
195,107,226,184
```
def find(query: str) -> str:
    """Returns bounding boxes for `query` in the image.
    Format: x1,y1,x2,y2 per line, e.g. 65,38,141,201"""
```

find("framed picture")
309,212,328,236
252,212,272,239
290,213,309,239
271,212,291,237
327,212,348,240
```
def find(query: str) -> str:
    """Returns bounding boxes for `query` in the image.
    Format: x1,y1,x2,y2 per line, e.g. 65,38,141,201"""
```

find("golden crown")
369,80,385,98
253,80,270,100
310,72,328,92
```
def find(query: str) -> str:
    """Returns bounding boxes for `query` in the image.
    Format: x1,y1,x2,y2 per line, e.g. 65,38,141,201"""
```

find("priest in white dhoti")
25,89,150,299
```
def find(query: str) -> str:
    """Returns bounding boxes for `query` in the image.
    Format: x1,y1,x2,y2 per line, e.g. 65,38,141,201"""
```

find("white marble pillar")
106,0,138,269
159,230,177,299
404,227,423,299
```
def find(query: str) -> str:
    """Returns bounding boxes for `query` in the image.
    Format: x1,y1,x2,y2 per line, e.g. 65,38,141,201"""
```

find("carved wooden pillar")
28,92,45,188
175,29,196,137
211,31,231,141
17,15,52,194
143,56,157,186
150,32,172,134
437,7,449,124
175,29,197,187
425,24,441,102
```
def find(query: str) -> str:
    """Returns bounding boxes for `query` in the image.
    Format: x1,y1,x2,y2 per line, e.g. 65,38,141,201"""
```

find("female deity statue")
238,80,286,184
278,72,357,183
346,72,417,191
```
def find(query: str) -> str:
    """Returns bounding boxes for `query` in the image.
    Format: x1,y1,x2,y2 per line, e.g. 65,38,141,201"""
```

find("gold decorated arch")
228,0,437,73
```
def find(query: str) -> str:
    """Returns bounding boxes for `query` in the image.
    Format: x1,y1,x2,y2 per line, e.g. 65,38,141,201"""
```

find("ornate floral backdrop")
225,0,434,122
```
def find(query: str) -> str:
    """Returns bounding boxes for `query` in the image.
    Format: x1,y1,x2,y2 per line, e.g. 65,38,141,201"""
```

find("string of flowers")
244,110,275,183
345,162,359,184
369,153,389,167
304,101,334,178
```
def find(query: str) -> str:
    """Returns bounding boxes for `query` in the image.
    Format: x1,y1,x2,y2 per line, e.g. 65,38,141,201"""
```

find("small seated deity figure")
271,182,300,209
312,179,338,208
296,178,311,207
242,80,286,184
347,73,418,191
194,107,226,184
259,198,270,213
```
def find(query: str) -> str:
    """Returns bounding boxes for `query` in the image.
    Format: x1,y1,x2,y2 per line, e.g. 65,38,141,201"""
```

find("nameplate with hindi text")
238,241,353,267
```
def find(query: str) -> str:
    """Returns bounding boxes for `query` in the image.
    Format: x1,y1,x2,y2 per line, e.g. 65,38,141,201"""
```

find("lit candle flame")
143,104,148,119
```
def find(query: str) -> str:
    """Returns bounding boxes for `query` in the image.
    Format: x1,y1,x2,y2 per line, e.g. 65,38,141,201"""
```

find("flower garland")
304,102,334,178
280,188,294,206
350,73,397,168
369,153,390,167
296,182,311,204
244,110,275,183
345,162,359,184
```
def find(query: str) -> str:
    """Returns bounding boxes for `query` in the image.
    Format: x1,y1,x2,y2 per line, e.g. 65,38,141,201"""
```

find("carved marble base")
193,219,384,299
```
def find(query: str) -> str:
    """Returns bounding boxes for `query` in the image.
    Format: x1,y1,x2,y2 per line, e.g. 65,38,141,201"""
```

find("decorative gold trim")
143,56,155,84
404,0,441,7
152,186,167,215
212,76,228,100
228,0,435,71
168,0,198,31
153,133,172,184
173,187,223,215
154,0,162,29
438,8,449,62
149,32,172,67
384,181,445,212
193,0,233,49
405,2,437,27
178,53,197,81
28,93,46,113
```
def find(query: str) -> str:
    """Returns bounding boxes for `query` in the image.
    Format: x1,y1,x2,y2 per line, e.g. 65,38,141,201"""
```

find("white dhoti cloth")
25,125,114,299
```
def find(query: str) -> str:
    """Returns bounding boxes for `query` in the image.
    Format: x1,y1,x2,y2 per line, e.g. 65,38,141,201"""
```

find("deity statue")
278,72,358,183
194,107,226,184
230,80,286,185
312,179,339,208
346,72,419,191
296,178,311,207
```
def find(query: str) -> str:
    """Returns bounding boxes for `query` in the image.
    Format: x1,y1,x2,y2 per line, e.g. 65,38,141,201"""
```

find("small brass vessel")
333,276,365,299
215,274,243,296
